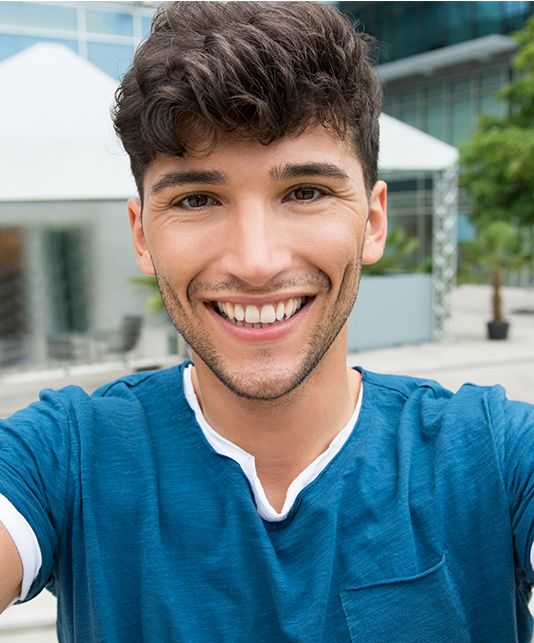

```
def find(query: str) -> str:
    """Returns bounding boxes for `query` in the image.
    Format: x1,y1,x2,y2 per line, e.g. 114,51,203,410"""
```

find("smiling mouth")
214,297,307,328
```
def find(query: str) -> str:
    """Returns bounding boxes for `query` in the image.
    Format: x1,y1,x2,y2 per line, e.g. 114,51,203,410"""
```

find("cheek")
149,225,213,278
296,217,362,274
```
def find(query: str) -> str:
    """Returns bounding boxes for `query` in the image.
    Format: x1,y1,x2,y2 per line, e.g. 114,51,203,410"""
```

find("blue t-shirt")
0,363,533,642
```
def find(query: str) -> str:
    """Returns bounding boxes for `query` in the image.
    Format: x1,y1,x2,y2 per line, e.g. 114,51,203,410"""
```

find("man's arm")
0,521,23,612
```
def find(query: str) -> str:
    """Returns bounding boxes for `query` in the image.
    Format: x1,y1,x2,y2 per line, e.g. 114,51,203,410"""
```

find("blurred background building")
341,1,534,261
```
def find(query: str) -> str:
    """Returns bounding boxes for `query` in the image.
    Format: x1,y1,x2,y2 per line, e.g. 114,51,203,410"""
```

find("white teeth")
245,305,260,324
260,304,276,324
216,297,306,327
285,299,294,318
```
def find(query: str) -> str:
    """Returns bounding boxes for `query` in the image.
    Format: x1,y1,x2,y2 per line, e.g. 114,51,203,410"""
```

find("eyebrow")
270,162,350,182
150,170,228,196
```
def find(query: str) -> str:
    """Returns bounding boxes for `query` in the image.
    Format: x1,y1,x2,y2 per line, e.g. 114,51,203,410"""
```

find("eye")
283,186,328,202
175,194,220,210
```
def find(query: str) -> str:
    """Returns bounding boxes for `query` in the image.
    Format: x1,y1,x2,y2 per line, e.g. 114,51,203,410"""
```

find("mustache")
186,272,331,299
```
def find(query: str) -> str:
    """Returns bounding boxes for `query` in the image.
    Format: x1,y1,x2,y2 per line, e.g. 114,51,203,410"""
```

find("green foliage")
130,275,165,314
460,221,530,322
460,17,534,227
462,221,527,278
362,227,420,275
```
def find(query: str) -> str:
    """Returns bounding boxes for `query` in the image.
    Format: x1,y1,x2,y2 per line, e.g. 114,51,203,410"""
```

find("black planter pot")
487,321,509,340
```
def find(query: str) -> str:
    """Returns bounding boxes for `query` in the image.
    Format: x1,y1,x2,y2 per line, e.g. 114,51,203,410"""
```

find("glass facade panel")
86,10,133,37
449,2,472,44
451,79,471,94
451,98,473,144
0,2,77,31
0,34,77,63
480,72,502,88
43,227,90,333
419,2,445,52
400,107,418,128
401,89,417,103
425,85,443,99
480,93,504,117
141,16,152,38
425,103,444,140
476,1,504,37
504,0,531,30
87,42,134,80
396,4,419,59
458,213,476,242
382,95,395,110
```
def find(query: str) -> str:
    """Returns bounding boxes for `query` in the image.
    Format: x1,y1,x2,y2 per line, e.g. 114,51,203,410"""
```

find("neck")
190,334,360,511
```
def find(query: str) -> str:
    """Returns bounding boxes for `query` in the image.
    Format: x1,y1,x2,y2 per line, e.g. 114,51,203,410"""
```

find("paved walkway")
0,284,533,640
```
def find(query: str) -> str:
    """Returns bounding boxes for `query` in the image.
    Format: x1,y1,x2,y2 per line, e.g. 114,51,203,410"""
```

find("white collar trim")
183,365,363,522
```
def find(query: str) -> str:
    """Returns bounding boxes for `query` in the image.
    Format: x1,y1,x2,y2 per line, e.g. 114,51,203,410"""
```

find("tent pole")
431,165,459,342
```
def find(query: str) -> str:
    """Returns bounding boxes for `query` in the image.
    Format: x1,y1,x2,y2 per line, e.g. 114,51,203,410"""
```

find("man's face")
129,127,387,400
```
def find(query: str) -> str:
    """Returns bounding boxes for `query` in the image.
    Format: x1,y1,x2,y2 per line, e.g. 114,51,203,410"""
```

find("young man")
0,2,533,641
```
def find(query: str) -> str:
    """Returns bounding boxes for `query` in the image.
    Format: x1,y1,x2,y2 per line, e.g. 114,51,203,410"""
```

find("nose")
219,200,292,288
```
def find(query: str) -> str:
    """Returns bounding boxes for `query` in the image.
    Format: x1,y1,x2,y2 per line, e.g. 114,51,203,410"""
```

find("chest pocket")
340,556,470,642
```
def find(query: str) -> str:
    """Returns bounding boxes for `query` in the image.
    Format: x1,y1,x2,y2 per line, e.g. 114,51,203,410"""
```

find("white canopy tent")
379,112,458,171
0,43,135,202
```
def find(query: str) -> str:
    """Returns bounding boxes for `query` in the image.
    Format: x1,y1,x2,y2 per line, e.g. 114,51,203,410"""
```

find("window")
86,9,133,37
425,104,445,140
479,93,504,118
451,98,473,144
0,2,76,31
87,42,134,81
44,227,90,333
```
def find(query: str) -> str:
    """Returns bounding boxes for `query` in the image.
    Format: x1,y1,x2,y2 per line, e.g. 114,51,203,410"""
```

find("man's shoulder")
91,360,190,400
357,367,517,434
358,367,506,404
4,361,193,438
356,368,534,462
358,367,457,401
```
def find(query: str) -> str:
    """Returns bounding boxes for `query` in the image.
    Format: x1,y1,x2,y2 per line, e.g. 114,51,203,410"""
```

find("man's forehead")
144,128,361,192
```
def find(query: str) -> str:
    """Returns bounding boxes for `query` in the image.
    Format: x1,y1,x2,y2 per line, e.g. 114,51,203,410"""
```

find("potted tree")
462,221,529,340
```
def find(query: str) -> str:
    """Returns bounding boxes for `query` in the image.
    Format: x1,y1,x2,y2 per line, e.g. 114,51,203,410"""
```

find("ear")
361,180,388,265
128,198,156,276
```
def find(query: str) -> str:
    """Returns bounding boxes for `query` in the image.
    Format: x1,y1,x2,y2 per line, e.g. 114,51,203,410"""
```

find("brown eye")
175,194,220,211
185,194,209,208
294,188,318,200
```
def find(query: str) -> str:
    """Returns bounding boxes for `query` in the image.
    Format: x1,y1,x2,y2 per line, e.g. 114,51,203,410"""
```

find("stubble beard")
154,260,362,402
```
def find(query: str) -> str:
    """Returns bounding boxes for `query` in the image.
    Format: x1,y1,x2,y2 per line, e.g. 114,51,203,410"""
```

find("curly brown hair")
113,1,381,199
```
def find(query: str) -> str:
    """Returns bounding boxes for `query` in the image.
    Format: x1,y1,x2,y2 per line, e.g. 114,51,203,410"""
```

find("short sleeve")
0,388,74,600
489,389,534,582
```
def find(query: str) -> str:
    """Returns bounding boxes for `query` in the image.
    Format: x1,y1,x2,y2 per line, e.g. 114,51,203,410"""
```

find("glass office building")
341,2,534,65
0,1,157,81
